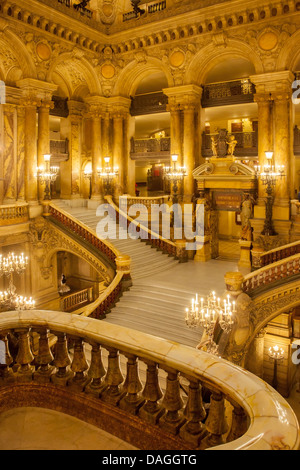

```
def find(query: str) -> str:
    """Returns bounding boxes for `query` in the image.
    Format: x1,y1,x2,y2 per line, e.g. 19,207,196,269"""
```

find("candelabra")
83,164,93,199
97,157,119,195
36,154,59,201
0,253,35,311
254,151,285,236
164,155,186,204
268,344,284,390
185,291,235,354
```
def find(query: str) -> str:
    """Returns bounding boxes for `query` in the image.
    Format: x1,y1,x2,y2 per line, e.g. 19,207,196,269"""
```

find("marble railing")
119,194,169,209
60,287,93,312
259,241,300,267
48,203,119,264
243,253,300,295
0,203,29,226
0,310,298,450
105,195,178,259
47,203,131,319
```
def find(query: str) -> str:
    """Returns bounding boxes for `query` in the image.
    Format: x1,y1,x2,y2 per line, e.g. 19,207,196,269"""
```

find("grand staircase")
52,200,201,348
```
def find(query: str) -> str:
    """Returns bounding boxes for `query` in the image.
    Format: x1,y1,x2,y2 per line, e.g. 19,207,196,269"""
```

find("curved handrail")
105,195,177,257
0,310,299,451
243,253,300,294
72,271,124,319
260,241,300,267
46,203,130,318
48,202,121,263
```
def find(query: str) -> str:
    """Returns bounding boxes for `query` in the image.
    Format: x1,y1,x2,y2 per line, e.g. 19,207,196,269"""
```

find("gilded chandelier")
0,253,35,311
185,291,235,354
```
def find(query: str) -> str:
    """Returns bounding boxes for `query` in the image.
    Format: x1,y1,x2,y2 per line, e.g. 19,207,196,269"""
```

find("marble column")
90,111,102,201
17,106,25,201
113,112,124,199
37,99,54,200
23,98,40,205
253,93,273,208
168,104,182,165
273,91,292,219
68,101,84,200
1,103,17,203
183,104,196,202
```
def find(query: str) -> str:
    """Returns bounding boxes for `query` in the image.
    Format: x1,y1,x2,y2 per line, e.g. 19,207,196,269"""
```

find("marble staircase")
51,200,202,348
53,199,179,281
51,199,201,348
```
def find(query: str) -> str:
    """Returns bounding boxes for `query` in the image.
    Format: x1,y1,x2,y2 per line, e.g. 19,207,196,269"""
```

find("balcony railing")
0,310,298,450
0,203,29,226
243,253,300,295
202,131,258,158
123,1,167,22
60,286,93,312
202,79,255,108
294,126,300,155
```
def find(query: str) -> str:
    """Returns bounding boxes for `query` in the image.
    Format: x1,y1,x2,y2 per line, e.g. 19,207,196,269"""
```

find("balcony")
130,136,170,162
202,79,255,108
202,130,258,158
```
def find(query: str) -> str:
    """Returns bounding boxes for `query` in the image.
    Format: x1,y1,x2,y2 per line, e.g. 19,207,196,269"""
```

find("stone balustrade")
0,310,298,450
0,203,29,226
48,203,119,264
259,241,300,267
243,253,300,295
48,203,131,318
119,194,169,209
60,287,93,312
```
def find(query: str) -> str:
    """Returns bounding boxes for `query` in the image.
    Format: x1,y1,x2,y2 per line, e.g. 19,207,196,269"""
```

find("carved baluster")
0,332,15,383
179,377,207,446
101,347,124,406
226,404,248,442
85,341,107,397
159,367,185,435
68,337,90,391
51,332,73,386
139,360,164,424
34,328,54,383
200,391,229,449
15,329,35,381
119,354,144,414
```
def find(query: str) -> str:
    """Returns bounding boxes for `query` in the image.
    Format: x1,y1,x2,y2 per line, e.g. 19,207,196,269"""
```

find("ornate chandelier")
0,253,35,311
97,157,119,195
164,154,186,203
185,291,235,354
36,154,59,201
254,151,285,236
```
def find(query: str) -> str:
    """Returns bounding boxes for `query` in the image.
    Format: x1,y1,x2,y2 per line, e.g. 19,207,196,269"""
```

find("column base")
88,197,105,210
28,202,43,219
238,239,252,273
194,236,211,262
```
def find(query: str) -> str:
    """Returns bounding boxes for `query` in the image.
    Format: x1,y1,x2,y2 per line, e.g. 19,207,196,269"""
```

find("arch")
47,52,102,98
112,56,174,98
0,30,37,82
185,39,264,85
277,30,300,71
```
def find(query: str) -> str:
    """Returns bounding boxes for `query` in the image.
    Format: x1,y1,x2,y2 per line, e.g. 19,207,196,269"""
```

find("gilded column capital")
271,91,292,103
39,99,55,111
20,97,41,108
253,93,273,103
